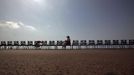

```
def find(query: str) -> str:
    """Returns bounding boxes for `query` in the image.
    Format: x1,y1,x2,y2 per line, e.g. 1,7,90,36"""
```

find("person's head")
66,36,70,39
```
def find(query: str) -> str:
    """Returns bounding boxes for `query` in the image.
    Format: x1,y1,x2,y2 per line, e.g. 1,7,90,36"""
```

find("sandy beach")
0,49,134,75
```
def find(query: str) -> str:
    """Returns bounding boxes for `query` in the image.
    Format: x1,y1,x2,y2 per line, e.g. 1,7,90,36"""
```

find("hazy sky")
0,0,134,41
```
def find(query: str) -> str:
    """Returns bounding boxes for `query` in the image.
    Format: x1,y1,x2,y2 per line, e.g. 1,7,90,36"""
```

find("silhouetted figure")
63,36,71,48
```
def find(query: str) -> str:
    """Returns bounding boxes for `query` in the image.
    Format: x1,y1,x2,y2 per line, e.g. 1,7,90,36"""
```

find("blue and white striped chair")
112,40,119,48
27,41,33,49
20,41,26,49
13,41,19,49
72,40,79,49
7,41,13,49
96,40,103,48
120,40,127,48
41,41,47,49
56,40,64,49
104,40,111,48
128,40,134,48
48,41,56,49
80,40,87,49
88,40,95,48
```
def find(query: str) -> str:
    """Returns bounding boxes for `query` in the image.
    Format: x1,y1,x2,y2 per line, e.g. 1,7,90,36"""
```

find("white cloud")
6,21,20,29
0,21,37,31
0,21,20,29
25,25,37,31
18,21,37,31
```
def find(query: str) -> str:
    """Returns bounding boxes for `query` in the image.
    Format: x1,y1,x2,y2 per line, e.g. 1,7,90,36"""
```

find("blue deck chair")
0,41,7,50
104,40,111,48
20,41,26,49
48,41,56,49
96,40,103,48
120,40,127,48
13,41,19,49
72,40,79,49
80,40,87,49
41,41,47,49
88,40,95,48
112,40,119,48
7,41,13,49
128,40,134,48
56,40,64,49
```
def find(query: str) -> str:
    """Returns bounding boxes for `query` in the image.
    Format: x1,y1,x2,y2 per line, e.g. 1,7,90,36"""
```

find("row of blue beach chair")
0,40,134,50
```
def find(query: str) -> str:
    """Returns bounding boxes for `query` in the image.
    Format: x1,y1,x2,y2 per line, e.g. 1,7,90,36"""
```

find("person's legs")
62,41,66,49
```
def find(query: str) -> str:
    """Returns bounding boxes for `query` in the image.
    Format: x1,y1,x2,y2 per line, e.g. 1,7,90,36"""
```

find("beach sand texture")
0,49,134,75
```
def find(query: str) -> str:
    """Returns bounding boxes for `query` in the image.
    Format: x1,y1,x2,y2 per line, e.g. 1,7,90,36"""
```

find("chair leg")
71,46,73,50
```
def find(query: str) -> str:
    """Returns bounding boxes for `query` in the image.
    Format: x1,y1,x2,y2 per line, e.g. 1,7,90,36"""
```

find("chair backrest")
129,40,134,45
27,41,33,46
21,41,26,46
14,41,19,46
49,41,55,46
1,41,6,46
120,40,127,45
113,40,119,45
80,40,87,46
57,40,63,46
88,40,95,45
97,40,103,45
42,41,47,46
34,41,42,47
7,41,13,46
34,41,38,45
104,40,111,45
72,40,79,46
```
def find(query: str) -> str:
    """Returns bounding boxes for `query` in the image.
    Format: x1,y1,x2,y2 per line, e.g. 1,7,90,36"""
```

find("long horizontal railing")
0,40,134,50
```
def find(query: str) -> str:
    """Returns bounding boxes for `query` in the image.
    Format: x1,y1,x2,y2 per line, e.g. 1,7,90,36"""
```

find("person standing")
63,36,71,48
